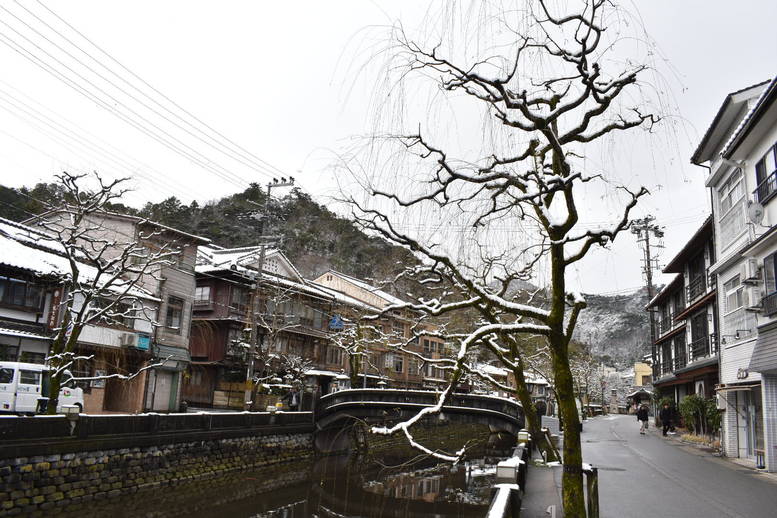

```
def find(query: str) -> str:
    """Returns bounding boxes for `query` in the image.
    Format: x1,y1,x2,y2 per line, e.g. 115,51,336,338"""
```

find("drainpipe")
695,160,725,449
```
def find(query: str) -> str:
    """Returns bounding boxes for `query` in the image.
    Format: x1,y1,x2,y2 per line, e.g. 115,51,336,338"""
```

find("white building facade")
694,77,777,470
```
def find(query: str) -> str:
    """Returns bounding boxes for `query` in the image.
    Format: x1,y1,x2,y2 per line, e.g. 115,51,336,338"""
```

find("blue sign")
136,334,151,351
329,315,344,330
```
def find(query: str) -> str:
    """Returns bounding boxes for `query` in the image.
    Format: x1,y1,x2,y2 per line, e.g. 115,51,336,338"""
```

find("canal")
56,430,514,517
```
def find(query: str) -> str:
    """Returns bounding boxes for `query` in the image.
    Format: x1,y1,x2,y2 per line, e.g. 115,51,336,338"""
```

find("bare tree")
28,172,178,414
343,1,659,513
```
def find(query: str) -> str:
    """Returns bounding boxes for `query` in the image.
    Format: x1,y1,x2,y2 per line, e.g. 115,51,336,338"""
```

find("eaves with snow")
0,217,158,301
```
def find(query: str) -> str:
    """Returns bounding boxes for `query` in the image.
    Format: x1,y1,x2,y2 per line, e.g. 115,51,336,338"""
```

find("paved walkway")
581,414,777,518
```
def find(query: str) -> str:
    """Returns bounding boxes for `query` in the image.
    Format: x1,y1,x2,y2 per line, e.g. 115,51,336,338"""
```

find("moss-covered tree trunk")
548,239,585,516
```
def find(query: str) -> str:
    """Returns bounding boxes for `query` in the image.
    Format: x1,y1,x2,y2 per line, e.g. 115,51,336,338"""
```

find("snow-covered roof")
0,327,51,340
25,210,211,244
0,218,158,301
325,270,407,308
308,281,382,313
304,369,341,377
477,363,509,377
197,245,306,284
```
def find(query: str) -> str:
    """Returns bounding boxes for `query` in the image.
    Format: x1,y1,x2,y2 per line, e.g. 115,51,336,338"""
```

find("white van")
0,361,84,414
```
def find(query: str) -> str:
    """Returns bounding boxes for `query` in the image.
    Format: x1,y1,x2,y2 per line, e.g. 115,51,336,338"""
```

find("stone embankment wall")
0,428,312,516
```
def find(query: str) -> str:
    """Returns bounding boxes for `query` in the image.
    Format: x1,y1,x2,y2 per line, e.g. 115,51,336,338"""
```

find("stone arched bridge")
314,388,524,437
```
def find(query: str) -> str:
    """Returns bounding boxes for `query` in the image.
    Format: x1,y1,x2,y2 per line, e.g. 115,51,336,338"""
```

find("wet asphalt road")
577,414,777,518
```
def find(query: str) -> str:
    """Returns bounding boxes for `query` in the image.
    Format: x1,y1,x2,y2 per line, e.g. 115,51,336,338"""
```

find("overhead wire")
7,1,281,182
0,11,252,191
0,81,203,202
29,0,288,180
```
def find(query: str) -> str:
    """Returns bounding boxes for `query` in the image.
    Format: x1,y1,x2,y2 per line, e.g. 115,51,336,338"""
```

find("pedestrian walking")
636,404,649,435
659,402,673,436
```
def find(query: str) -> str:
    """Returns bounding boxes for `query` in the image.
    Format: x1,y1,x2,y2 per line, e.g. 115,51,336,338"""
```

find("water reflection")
59,432,514,518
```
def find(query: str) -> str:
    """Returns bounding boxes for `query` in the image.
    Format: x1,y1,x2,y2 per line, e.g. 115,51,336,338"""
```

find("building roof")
646,274,683,309
663,216,713,274
24,209,211,245
722,76,777,158
322,270,407,308
690,80,771,164
0,217,158,301
308,281,382,313
196,245,334,302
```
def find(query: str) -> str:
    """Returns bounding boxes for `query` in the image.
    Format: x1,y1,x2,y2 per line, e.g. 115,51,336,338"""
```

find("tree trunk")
553,347,586,517
511,366,556,461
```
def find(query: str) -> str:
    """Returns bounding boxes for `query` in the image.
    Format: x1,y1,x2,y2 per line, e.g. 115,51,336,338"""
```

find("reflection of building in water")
364,465,466,503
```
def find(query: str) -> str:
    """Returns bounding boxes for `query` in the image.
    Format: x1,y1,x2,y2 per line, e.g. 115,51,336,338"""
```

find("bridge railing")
318,389,523,421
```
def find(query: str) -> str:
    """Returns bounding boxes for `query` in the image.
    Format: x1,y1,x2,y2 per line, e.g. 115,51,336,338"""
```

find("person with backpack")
637,404,649,435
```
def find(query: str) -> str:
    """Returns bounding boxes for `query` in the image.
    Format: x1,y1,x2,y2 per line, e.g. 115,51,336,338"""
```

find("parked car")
0,361,84,414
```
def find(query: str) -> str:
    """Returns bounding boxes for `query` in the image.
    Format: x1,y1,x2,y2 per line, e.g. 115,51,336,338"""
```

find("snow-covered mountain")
572,288,652,366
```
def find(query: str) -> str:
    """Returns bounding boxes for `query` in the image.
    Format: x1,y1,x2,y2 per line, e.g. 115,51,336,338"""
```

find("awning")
715,383,761,393
153,344,190,371
627,389,652,398
304,369,340,378
749,322,777,373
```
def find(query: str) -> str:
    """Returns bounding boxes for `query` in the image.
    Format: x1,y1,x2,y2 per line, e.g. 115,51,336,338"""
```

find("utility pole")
631,216,664,380
244,177,295,410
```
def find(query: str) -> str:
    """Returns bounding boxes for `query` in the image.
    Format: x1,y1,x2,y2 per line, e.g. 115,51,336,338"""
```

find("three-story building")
692,77,776,470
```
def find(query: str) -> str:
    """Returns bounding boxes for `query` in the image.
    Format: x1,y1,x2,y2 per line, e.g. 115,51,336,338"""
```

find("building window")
408,359,419,375
393,354,404,373
0,343,19,361
165,296,184,334
88,298,135,328
230,288,250,314
723,275,743,313
194,286,211,305
392,320,406,340
0,276,44,310
19,352,45,364
326,346,343,365
755,143,777,203
718,170,746,247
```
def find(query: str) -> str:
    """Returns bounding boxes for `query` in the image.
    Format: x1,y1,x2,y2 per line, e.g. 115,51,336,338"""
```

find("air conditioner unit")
119,332,138,347
742,258,761,284
744,286,763,312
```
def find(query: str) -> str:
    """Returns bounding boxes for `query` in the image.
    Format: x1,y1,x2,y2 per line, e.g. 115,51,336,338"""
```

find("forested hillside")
0,182,414,281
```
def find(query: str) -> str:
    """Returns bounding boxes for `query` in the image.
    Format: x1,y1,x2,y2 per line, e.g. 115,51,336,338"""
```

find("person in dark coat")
659,402,673,436
636,404,649,435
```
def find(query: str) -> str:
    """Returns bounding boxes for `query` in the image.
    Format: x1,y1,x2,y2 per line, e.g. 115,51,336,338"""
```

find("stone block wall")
0,432,312,516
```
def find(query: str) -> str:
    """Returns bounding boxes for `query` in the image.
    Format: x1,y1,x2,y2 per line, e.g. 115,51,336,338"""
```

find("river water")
59,431,514,518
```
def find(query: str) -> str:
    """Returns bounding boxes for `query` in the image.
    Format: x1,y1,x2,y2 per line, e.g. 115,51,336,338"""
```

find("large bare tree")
343,1,659,514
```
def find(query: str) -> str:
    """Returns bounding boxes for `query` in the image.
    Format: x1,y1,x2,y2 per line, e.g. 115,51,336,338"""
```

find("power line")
0,13,252,191
28,0,288,180
6,1,279,182
0,82,202,201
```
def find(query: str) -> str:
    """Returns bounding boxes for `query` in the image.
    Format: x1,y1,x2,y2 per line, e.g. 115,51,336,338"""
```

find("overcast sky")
0,1,775,294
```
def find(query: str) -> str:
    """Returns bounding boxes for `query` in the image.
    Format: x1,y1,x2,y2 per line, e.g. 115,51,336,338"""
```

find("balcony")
673,352,687,370
754,170,777,204
658,315,673,336
686,276,707,304
763,291,777,317
688,336,717,363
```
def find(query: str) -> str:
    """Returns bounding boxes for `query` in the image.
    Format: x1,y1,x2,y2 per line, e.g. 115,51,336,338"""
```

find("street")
579,414,777,518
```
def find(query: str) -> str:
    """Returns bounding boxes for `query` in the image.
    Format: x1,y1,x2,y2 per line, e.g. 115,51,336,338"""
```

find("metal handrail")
754,169,777,203
763,291,777,317
687,275,707,303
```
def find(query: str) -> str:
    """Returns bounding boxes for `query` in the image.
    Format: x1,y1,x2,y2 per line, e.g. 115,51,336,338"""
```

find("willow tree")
345,1,657,514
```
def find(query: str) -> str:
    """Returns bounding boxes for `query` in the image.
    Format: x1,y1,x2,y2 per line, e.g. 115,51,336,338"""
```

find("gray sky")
0,1,775,293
